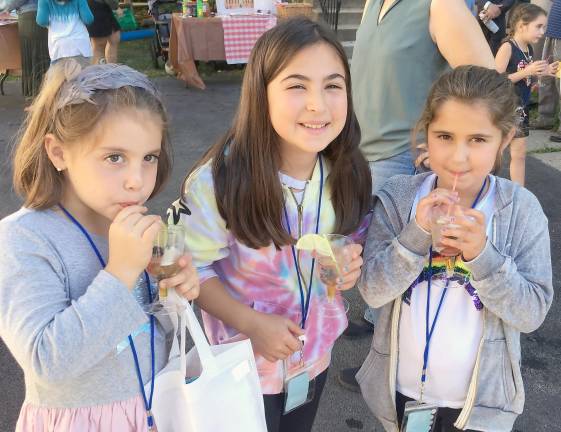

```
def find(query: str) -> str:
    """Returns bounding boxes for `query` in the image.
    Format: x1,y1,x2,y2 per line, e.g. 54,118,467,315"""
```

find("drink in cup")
431,209,462,257
147,224,185,301
317,258,339,301
295,233,353,302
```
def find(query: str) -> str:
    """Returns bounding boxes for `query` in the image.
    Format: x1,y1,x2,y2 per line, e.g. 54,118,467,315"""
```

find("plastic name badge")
284,370,311,414
401,401,438,432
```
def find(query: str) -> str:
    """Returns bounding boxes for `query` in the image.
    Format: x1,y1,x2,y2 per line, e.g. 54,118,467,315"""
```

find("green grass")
530,147,561,154
119,38,245,81
119,39,167,78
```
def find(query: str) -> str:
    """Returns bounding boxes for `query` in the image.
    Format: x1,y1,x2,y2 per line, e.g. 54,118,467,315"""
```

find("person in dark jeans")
477,0,516,54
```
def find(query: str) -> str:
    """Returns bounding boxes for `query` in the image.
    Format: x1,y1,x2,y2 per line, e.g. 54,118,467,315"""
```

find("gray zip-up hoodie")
357,173,553,432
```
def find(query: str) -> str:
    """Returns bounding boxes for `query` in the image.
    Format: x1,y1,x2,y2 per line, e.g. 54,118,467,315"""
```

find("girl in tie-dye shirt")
168,18,372,432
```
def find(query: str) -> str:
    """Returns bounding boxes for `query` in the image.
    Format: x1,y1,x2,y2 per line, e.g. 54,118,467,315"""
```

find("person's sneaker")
530,117,555,130
550,131,561,142
343,319,374,339
337,367,361,392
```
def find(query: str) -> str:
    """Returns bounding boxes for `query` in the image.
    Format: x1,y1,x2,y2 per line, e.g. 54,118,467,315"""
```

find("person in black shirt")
495,3,557,185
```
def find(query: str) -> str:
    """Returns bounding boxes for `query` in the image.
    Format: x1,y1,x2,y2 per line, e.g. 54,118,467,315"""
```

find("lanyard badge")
283,335,315,414
401,177,488,431
401,401,438,432
59,204,157,431
282,156,323,415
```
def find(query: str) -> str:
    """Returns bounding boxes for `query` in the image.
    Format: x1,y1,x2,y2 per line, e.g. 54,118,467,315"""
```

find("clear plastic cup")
430,206,461,257
315,234,354,302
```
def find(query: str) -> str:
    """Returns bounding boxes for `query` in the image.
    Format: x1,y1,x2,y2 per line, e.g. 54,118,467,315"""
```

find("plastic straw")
446,173,459,217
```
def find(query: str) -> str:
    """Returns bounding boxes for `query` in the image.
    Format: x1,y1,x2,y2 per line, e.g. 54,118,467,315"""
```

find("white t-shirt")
48,16,92,62
396,174,496,408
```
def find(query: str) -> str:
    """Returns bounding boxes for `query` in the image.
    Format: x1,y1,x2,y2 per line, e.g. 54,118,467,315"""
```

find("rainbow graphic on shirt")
402,251,483,311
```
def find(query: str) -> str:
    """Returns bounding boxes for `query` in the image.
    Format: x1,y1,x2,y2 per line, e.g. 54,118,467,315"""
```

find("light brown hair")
507,3,547,38
414,65,519,173
187,17,372,249
12,61,172,209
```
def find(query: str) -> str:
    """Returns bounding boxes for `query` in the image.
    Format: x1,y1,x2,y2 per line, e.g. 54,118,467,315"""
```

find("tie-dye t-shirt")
168,158,370,394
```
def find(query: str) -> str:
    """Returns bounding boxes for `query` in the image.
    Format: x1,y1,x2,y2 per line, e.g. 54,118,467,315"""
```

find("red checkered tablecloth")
221,15,277,64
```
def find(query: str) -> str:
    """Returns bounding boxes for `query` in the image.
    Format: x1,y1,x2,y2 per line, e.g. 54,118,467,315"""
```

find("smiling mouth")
300,123,329,129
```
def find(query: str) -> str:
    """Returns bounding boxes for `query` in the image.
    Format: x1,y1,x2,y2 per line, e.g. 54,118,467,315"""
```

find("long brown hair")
188,17,371,249
12,60,172,209
414,65,519,173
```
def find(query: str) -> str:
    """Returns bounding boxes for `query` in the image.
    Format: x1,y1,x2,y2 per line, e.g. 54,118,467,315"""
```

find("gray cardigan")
357,173,553,431
0,208,171,408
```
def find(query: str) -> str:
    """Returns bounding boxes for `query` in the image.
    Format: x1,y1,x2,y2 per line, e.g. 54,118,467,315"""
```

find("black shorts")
515,105,529,138
86,0,120,38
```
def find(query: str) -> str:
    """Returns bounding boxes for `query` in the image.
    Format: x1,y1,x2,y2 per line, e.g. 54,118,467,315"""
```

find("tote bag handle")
180,302,218,375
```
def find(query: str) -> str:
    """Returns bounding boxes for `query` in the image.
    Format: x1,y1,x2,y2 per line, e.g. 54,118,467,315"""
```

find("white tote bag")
145,302,268,432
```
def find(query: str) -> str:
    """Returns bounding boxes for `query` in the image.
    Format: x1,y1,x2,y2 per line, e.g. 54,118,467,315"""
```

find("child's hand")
245,312,304,362
158,254,200,301
333,243,363,291
106,205,162,289
528,60,548,76
439,207,487,262
415,189,459,232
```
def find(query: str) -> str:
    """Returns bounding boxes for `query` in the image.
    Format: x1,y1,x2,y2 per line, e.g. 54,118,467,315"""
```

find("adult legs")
105,30,120,63
535,38,559,130
17,11,50,98
91,36,109,64
541,39,561,142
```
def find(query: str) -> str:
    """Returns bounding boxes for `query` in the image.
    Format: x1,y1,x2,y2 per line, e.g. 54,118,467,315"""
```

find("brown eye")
144,155,159,163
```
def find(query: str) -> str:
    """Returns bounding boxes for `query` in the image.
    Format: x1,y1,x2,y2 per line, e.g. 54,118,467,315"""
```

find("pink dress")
16,395,152,432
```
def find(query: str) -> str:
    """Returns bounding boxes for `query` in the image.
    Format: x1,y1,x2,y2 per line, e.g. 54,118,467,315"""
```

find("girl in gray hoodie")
357,66,553,432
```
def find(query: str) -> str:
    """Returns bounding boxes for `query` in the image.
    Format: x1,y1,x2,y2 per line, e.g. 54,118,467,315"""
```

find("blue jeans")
363,150,416,325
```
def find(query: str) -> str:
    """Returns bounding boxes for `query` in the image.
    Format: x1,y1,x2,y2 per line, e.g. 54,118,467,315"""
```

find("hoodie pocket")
477,339,516,410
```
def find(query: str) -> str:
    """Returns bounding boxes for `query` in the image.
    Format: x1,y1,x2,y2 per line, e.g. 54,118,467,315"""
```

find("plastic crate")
114,7,138,32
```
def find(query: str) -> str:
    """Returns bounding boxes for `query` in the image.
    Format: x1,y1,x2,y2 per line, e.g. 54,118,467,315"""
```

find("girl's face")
266,42,348,165
47,109,162,233
427,99,511,197
518,14,547,44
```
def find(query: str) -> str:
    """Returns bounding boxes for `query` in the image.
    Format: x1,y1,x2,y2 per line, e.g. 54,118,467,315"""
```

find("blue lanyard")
420,177,488,394
282,156,324,329
58,204,156,430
